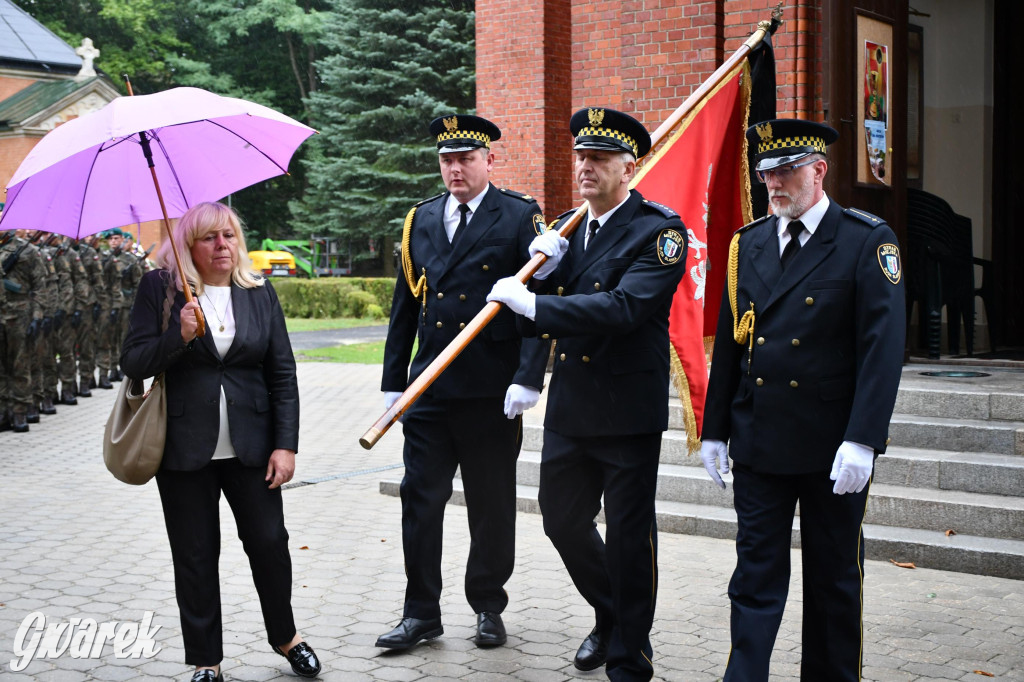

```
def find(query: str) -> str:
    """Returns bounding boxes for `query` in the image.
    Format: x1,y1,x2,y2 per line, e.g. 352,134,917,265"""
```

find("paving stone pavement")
1,362,1022,681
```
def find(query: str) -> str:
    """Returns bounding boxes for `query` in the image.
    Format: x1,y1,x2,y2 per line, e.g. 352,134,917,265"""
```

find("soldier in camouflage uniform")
111,230,142,382
0,230,48,432
74,236,104,396
95,229,124,390
52,237,80,406
33,233,61,416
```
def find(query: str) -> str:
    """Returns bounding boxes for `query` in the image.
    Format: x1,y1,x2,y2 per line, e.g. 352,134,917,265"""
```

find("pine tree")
292,0,475,274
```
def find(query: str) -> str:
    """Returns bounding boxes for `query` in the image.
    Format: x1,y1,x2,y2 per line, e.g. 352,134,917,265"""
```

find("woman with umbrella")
120,201,321,681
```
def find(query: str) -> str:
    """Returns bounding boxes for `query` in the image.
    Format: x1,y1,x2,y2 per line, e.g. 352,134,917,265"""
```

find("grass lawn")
285,317,387,332
295,340,387,364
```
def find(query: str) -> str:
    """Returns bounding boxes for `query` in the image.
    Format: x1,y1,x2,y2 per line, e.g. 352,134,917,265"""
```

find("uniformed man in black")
699,119,905,681
377,114,547,651
488,108,688,681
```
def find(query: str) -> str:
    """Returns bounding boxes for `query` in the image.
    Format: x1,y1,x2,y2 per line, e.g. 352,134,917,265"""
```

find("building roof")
0,0,81,71
0,77,101,127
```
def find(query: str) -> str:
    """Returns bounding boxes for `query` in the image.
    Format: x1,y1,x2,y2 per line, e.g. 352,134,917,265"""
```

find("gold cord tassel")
728,232,755,345
401,206,427,304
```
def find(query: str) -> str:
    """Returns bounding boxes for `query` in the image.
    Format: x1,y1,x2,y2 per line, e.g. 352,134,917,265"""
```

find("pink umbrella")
0,84,316,335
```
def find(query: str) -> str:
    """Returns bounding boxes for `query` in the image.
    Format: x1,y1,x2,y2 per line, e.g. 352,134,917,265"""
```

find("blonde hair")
155,202,264,294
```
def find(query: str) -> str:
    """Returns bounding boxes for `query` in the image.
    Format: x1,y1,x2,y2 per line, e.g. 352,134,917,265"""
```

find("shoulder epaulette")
499,188,536,202
641,199,678,218
413,192,445,209
736,214,772,235
844,207,885,227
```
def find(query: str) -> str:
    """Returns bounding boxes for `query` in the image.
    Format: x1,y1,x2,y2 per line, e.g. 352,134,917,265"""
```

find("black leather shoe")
189,669,222,682
375,617,443,650
40,398,57,415
77,381,92,397
574,626,609,671
60,390,78,406
110,369,122,382
473,612,506,647
272,641,321,678
0,412,10,432
98,376,113,389
88,376,97,389
26,405,40,423
12,413,28,433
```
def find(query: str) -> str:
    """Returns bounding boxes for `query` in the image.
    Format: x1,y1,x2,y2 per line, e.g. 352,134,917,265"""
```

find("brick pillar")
477,0,572,219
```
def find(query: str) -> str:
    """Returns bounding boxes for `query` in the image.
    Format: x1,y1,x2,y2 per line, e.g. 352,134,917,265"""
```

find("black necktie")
780,220,804,270
452,203,470,245
585,219,600,251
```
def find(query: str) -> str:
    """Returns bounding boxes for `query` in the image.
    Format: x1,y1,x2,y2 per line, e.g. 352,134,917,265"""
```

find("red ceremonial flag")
633,61,754,452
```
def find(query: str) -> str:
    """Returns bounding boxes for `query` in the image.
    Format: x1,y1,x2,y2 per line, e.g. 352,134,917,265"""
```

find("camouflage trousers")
35,324,60,400
0,314,33,414
76,312,96,383
96,309,116,373
55,314,78,391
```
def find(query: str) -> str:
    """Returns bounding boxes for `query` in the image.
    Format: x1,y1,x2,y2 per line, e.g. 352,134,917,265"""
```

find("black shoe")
0,412,10,432
375,617,444,650
98,376,113,389
473,612,506,647
109,369,122,382
116,368,124,381
272,641,321,678
88,376,97,389
60,390,78,406
189,669,222,682
26,405,40,423
77,381,92,397
574,626,609,672
40,398,57,415
12,413,29,433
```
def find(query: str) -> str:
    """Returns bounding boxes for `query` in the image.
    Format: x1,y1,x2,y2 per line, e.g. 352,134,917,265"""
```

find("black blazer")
522,190,688,437
702,199,905,474
382,184,548,398
121,269,299,471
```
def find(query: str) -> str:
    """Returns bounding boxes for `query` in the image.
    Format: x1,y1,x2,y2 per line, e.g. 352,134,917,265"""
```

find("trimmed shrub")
271,277,393,319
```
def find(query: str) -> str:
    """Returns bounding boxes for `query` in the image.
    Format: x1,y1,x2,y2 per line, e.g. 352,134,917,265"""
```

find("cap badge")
443,116,459,132
588,108,605,126
755,122,773,142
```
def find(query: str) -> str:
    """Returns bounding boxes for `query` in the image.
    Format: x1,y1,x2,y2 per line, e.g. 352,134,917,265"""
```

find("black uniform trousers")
156,458,296,666
538,429,661,682
725,462,870,682
399,395,521,619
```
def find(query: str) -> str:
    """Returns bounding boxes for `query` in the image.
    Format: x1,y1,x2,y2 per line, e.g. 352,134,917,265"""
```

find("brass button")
435,321,443,328
791,338,800,347
594,282,601,291
436,292,444,300
482,264,490,271
557,286,564,295
541,333,550,340
559,353,566,361
757,337,765,346
459,322,465,329
459,294,467,301
755,378,764,386
805,297,814,305
582,356,590,363
789,380,799,388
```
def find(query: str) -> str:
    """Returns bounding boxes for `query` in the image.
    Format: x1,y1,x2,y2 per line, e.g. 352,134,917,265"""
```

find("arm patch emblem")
877,243,901,284
657,229,685,266
532,213,546,236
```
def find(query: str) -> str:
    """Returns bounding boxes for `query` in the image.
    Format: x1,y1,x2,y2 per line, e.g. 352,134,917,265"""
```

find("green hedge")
270,277,395,319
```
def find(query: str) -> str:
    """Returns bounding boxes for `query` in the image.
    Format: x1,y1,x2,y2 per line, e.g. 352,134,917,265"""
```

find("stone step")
523,423,698,467
888,413,1024,455
378,479,1024,580
876,446,1024,496
894,386,1024,421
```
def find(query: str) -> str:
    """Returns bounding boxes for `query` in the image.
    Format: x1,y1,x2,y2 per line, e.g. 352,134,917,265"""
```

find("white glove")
503,384,540,419
529,230,569,280
700,439,729,489
384,391,402,410
830,441,874,495
487,276,537,320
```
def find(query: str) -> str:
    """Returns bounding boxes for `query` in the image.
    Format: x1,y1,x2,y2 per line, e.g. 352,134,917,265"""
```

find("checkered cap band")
577,126,638,157
436,130,491,148
758,135,826,155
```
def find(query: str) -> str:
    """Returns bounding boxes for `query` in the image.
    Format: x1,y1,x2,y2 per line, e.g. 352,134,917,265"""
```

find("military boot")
26,404,40,423
60,388,78,406
109,369,121,383
98,374,114,390
77,378,92,397
12,412,29,432
0,411,10,432
88,375,97,389
40,397,57,415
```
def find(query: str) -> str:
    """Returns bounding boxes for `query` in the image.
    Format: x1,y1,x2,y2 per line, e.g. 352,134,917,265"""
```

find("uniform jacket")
0,238,48,322
121,269,299,471
522,189,688,437
382,183,547,399
702,199,905,474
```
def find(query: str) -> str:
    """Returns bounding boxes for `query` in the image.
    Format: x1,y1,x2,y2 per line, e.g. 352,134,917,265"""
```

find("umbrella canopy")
0,86,316,237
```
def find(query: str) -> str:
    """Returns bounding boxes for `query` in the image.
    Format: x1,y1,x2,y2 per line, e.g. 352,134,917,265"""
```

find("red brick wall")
478,0,826,217
0,136,40,205
0,75,35,103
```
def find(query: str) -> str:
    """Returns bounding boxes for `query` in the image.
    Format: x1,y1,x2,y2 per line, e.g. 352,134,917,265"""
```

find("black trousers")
538,429,661,682
156,458,296,666
399,395,521,619
725,462,870,682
